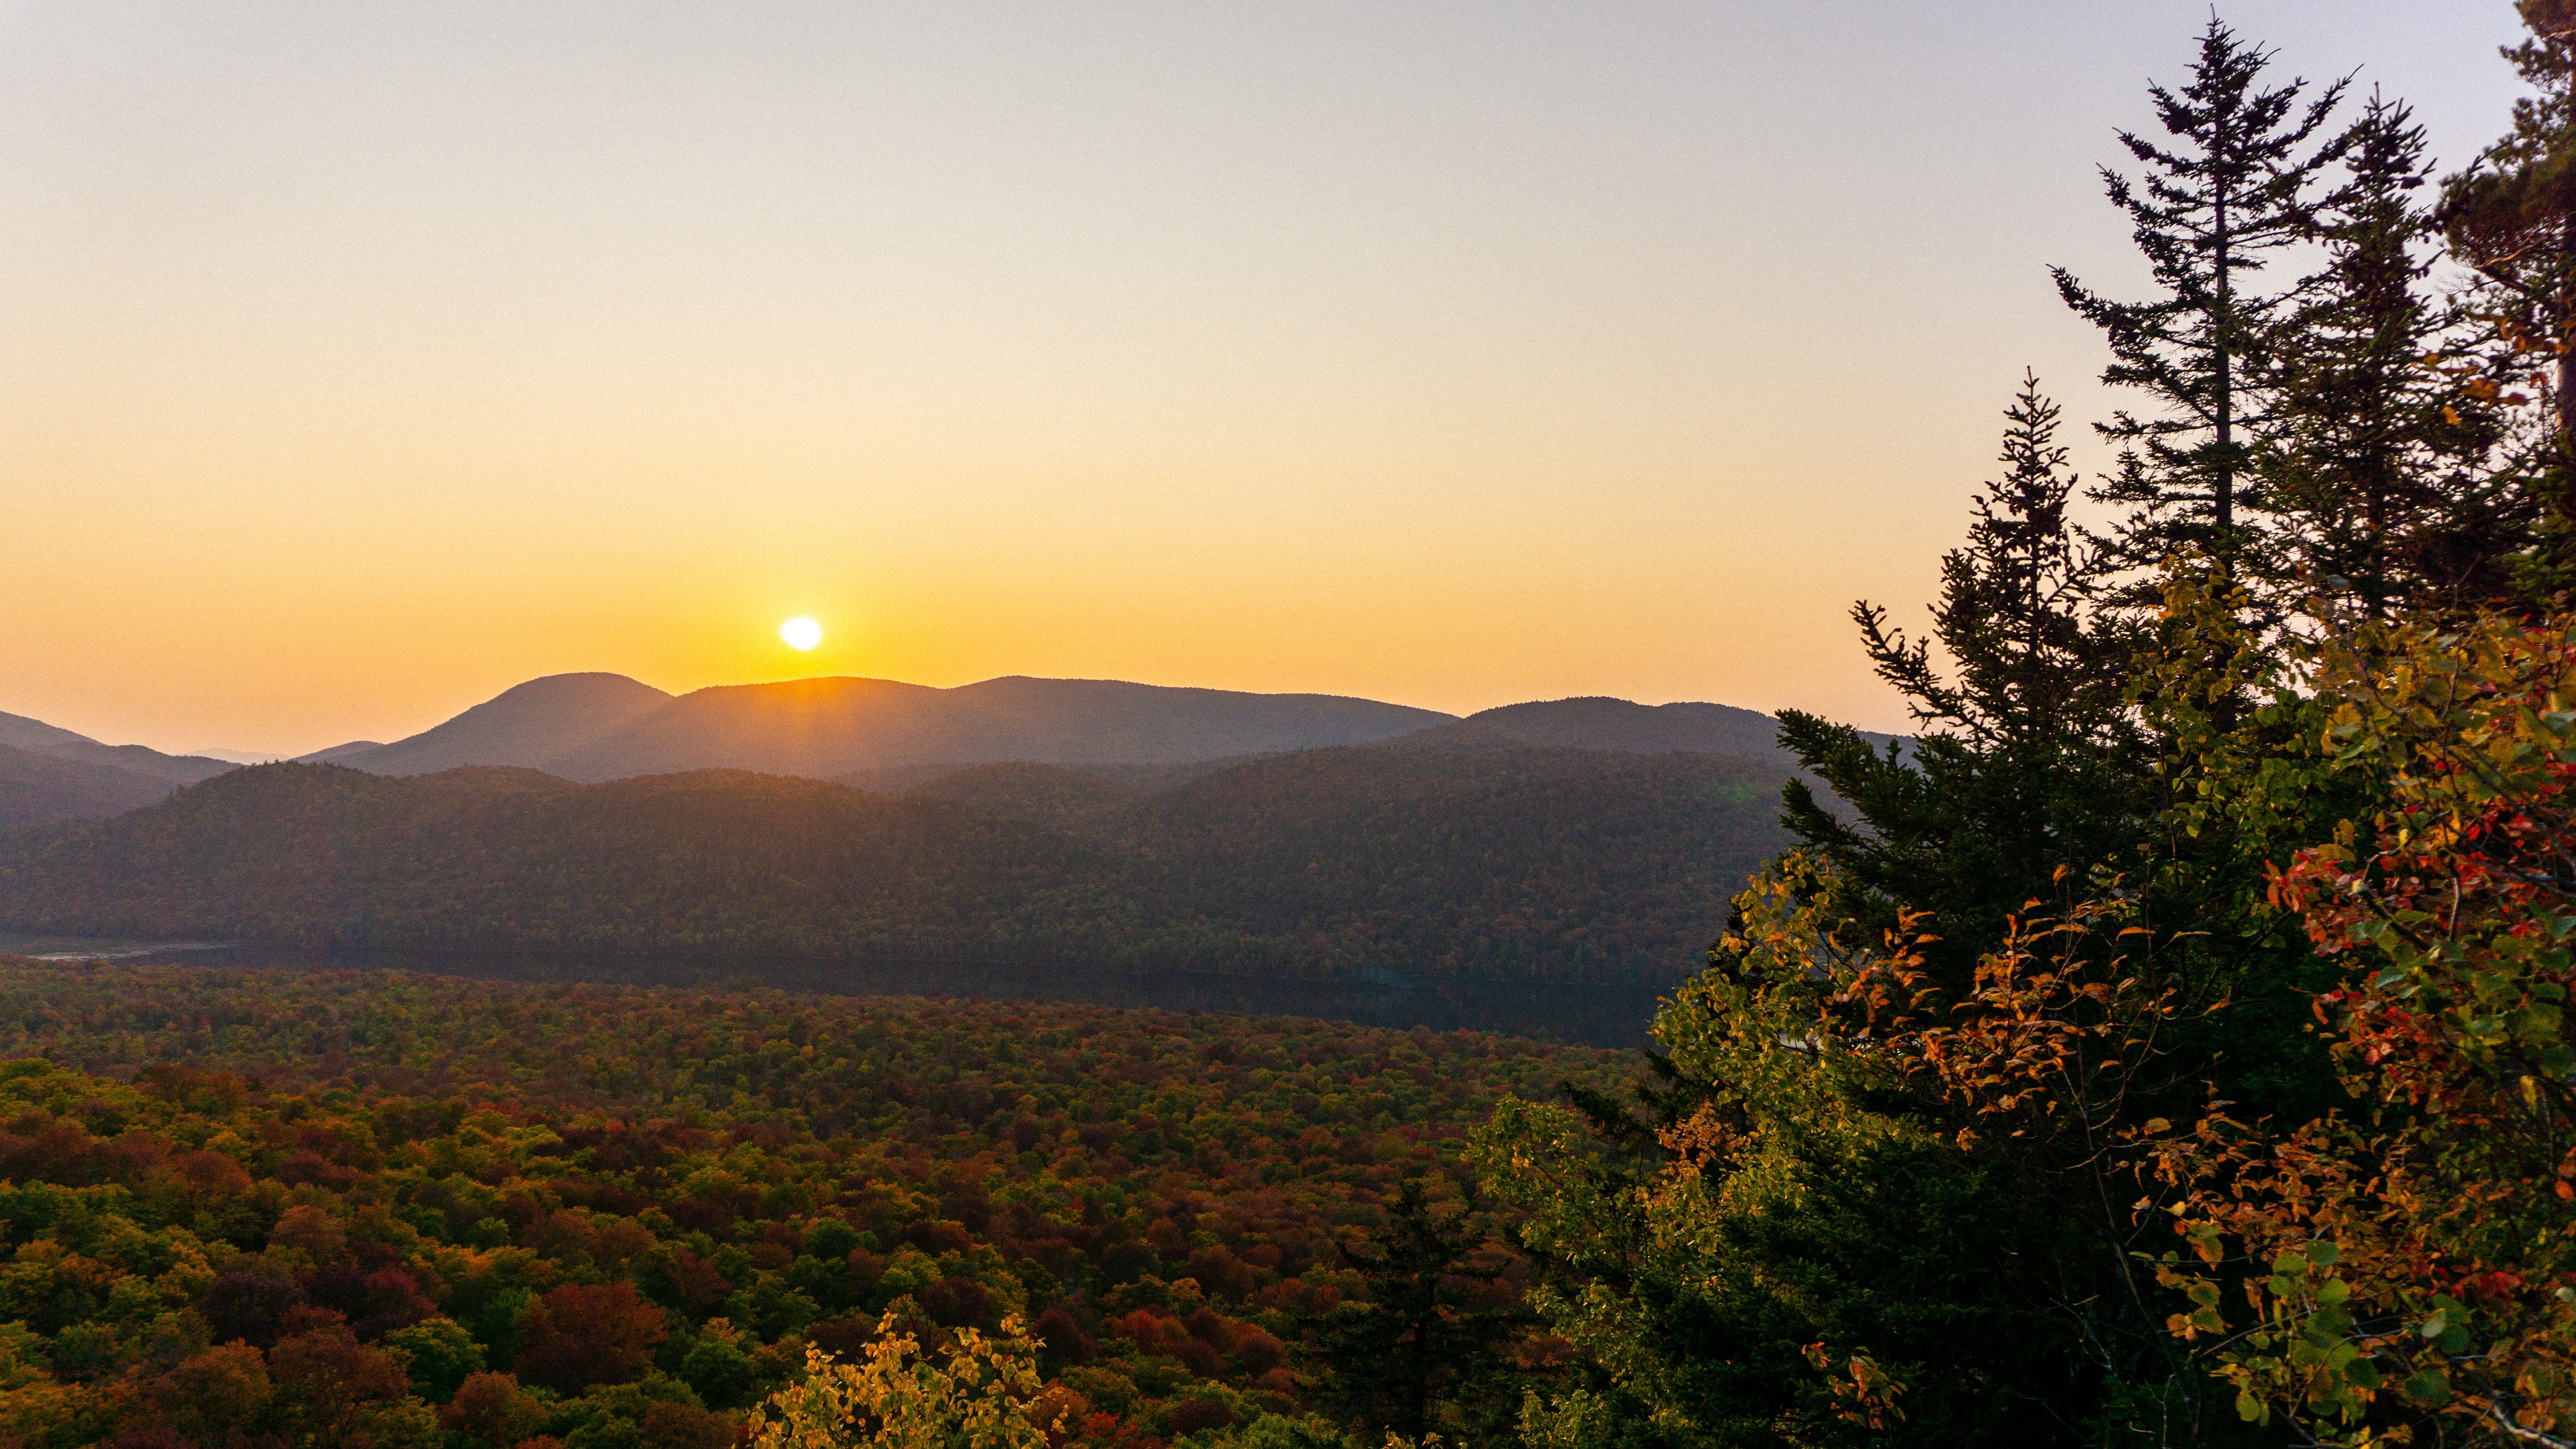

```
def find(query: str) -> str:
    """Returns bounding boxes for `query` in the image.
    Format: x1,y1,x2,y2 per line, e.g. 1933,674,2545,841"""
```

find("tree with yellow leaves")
743,1311,1061,1449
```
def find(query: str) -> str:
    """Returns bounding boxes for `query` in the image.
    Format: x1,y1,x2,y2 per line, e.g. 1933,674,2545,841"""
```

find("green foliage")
1476,863,2172,1446
1306,1179,1522,1446
2148,611,2576,1443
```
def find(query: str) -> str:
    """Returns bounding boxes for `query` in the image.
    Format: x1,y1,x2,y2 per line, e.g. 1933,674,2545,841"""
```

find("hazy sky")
0,2,2532,754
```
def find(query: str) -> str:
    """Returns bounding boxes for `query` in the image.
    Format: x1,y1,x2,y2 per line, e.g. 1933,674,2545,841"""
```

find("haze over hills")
1419,697,1807,764
294,740,388,764
0,711,232,784
0,675,1883,843
0,744,196,831
327,673,1457,781
305,671,1880,784
0,741,1791,982
0,711,236,829
329,672,674,775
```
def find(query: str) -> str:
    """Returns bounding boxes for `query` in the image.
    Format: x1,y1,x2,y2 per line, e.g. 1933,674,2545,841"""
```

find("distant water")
0,934,1679,1049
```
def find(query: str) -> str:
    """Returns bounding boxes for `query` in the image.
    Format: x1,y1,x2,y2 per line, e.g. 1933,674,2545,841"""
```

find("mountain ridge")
0,744,1791,982
0,711,234,783
316,673,1875,784
0,711,236,829
332,673,674,776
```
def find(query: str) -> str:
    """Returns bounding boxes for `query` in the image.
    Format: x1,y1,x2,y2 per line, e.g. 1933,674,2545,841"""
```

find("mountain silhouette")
346,674,1456,781
0,711,236,829
331,673,674,776
0,711,234,784
0,742,1788,981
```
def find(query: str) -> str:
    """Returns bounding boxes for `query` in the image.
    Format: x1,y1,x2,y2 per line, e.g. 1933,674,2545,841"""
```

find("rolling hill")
1416,697,1799,761
0,710,235,828
0,743,1793,982
0,710,233,783
0,744,197,831
330,673,674,775
327,673,1455,781
326,669,1882,791
546,676,1458,780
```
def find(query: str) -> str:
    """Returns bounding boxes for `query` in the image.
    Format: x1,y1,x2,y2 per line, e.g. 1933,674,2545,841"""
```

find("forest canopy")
0,960,1630,1449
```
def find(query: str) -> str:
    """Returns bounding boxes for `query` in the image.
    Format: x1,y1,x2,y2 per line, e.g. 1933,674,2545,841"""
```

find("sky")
0,1,2536,755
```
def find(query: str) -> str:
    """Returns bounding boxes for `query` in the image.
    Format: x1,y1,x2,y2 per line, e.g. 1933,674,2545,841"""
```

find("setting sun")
779,616,823,651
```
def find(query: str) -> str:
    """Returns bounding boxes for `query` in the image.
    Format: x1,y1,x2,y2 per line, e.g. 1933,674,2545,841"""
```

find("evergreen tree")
1777,375,2144,988
2440,0,2576,589
2269,93,2520,617
2444,0,2576,439
1307,1180,1523,1447
2055,18,2348,606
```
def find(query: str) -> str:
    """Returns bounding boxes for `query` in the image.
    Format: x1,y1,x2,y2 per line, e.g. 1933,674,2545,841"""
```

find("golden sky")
0,2,2525,754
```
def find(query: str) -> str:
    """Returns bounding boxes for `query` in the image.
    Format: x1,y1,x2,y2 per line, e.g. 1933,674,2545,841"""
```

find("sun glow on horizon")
779,616,823,652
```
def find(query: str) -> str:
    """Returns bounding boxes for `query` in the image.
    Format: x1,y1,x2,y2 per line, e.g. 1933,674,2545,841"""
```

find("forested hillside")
0,715,234,830
0,746,188,831
0,959,1629,1449
0,744,1789,982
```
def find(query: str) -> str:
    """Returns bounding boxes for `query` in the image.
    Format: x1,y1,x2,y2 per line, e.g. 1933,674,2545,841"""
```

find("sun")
779,616,823,651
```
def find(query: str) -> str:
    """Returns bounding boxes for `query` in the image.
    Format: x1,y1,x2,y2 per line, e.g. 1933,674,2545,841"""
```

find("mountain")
0,743,1790,982
0,744,193,831
331,673,673,776
541,675,1454,781
0,710,234,784
325,668,1900,787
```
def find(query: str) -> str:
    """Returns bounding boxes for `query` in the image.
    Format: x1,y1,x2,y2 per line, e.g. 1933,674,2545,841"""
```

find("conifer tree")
1307,1180,1522,1448
2055,18,2347,605
2271,94,2519,616
1777,375,2142,985
2443,1,2576,450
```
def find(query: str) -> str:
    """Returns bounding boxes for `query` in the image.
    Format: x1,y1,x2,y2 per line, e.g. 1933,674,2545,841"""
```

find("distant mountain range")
316,673,1453,780
0,673,1891,848
0,673,1901,979
304,671,1862,782
0,712,236,829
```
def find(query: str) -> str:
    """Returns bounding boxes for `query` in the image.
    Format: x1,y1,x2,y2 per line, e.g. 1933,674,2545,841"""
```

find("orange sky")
0,2,2527,755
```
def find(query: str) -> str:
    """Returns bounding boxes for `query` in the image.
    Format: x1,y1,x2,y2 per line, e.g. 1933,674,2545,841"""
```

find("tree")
2439,0,2576,594
1475,864,2136,1447
2270,93,2522,617
2444,0,2576,455
1779,374,2145,990
2056,18,2349,604
742,1312,1058,1449
1308,1179,1523,1447
2149,610,2576,1444
511,1281,671,1394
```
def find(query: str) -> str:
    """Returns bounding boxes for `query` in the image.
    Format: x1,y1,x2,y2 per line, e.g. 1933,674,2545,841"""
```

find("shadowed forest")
0,744,1791,985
